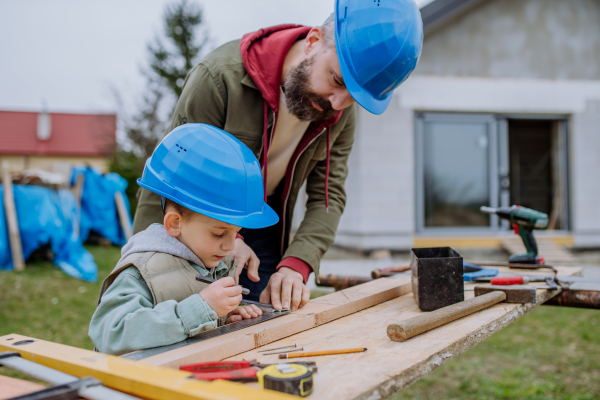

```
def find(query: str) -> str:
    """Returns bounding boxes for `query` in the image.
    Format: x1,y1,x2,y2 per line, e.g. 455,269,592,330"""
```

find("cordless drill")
480,205,549,265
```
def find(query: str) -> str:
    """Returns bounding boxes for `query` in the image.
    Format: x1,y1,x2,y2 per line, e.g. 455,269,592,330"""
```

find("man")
133,0,423,311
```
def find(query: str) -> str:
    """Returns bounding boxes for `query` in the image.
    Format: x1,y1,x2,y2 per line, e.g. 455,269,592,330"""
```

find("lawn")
1,245,599,399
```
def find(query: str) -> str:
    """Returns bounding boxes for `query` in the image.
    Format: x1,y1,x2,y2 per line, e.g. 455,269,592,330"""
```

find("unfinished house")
313,0,600,250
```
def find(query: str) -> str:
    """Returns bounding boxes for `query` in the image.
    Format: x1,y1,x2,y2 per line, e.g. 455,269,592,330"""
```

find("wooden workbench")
223,265,582,399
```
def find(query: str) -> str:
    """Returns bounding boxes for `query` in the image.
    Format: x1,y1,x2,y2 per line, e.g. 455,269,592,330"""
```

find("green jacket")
133,25,356,279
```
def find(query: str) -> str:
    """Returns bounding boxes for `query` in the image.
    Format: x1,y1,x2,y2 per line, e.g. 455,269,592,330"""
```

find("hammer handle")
387,291,507,342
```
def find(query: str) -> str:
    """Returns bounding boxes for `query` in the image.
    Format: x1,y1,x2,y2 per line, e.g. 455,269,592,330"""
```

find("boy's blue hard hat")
137,123,279,229
335,0,423,115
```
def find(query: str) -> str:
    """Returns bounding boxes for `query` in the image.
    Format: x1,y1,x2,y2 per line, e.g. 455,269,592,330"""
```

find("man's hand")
225,304,263,324
199,277,243,317
260,267,310,311
229,238,260,284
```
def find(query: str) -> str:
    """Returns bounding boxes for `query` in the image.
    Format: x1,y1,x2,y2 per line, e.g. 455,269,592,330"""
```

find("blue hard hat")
137,123,279,229
335,0,423,115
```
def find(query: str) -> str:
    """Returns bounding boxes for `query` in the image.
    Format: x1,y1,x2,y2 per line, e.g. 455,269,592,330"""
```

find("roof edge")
420,0,488,35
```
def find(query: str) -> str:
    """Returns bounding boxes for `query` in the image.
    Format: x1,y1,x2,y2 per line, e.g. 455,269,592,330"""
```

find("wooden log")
387,291,506,342
2,161,24,271
140,276,412,368
318,273,373,290
114,191,132,241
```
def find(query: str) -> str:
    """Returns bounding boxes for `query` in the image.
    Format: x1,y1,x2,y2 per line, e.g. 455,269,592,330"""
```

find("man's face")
284,46,355,121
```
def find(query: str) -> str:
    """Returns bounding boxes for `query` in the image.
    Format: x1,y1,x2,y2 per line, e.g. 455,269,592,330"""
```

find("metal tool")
473,275,600,290
179,360,316,383
0,351,141,400
122,308,291,361
195,274,250,295
463,263,498,281
467,260,558,274
257,363,316,397
240,298,290,312
258,344,297,353
261,347,304,356
480,205,548,265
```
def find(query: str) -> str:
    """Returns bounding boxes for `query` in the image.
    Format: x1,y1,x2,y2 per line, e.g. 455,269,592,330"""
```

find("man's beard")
283,56,338,122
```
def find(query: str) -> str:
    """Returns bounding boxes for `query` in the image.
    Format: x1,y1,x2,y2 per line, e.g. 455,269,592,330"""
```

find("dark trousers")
238,188,283,301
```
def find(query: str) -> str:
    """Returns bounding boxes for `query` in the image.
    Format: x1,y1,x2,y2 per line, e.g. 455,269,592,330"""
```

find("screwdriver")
195,275,250,295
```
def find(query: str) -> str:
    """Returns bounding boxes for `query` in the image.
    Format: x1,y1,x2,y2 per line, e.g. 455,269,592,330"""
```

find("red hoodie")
240,25,344,283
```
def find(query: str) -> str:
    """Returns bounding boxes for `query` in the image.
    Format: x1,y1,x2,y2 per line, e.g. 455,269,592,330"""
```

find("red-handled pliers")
180,360,262,382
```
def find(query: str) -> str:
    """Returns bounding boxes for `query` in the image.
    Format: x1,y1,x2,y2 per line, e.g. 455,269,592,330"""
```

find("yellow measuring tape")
257,363,314,397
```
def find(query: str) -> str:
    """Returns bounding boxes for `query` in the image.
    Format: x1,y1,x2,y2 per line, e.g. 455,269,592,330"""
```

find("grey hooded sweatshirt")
89,224,233,356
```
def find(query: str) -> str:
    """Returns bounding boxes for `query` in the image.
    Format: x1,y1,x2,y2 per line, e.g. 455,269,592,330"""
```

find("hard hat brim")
138,179,280,229
336,44,394,115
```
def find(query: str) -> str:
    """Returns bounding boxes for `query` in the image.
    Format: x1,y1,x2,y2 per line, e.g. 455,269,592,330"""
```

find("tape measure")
257,363,315,397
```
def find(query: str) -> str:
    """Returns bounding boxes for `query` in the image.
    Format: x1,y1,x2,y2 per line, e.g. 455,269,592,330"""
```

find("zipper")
280,127,327,254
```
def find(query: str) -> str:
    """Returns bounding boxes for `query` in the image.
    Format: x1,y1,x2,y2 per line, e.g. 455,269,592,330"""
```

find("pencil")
278,348,367,359
195,275,250,295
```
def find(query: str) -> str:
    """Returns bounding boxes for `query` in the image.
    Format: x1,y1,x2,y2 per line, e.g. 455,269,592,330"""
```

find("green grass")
0,245,120,380
1,247,599,398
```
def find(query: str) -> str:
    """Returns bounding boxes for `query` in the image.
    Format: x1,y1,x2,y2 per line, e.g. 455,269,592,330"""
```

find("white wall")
334,75,600,249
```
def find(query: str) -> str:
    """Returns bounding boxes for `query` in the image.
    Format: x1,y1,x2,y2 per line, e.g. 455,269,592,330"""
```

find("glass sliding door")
416,113,501,232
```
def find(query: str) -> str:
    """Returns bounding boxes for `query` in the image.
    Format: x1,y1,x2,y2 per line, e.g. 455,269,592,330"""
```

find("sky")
0,0,433,114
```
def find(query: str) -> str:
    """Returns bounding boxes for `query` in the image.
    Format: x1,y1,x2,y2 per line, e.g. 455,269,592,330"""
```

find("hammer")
387,285,537,342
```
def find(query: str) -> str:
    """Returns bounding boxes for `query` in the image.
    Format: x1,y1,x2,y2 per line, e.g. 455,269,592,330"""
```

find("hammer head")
474,285,537,303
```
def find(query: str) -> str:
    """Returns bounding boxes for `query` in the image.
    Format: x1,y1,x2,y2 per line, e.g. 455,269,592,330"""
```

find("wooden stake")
70,171,85,239
2,161,24,271
115,191,132,241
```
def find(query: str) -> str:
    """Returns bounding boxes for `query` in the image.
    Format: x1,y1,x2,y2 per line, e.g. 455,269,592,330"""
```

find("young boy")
89,123,279,355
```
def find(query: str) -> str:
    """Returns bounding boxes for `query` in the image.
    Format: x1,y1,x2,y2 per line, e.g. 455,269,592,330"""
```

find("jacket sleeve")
281,106,357,281
89,267,218,356
132,63,227,234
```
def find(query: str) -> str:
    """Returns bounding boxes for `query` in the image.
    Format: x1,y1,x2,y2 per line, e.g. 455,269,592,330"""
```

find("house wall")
1,155,109,175
416,0,600,80
332,0,600,250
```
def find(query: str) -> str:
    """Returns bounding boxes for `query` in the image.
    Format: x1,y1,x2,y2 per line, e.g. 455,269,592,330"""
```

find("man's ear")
304,26,325,55
164,211,183,237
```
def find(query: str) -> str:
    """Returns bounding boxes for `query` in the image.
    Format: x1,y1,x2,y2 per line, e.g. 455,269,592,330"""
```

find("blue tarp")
72,166,131,246
0,185,97,282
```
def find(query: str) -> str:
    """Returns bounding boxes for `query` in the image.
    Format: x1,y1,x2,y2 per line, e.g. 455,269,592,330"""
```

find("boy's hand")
199,277,243,317
225,304,263,324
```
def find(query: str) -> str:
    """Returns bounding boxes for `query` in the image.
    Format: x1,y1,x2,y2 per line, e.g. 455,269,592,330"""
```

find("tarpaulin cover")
71,166,131,246
0,185,97,282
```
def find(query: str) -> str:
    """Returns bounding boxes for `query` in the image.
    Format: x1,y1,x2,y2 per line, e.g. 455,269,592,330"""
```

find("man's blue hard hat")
138,123,279,229
335,0,423,115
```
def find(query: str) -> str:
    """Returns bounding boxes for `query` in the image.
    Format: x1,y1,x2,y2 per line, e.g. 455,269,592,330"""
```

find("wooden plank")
2,161,24,271
0,375,46,400
114,191,132,241
227,265,582,400
0,334,295,400
139,276,412,368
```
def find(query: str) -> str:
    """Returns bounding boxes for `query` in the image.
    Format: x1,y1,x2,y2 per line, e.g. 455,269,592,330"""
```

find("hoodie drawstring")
262,102,269,202
325,126,331,214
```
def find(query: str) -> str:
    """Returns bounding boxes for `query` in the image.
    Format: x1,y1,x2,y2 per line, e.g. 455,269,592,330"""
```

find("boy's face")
164,210,241,269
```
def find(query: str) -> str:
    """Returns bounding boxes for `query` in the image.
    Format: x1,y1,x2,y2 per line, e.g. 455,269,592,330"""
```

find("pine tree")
111,0,210,214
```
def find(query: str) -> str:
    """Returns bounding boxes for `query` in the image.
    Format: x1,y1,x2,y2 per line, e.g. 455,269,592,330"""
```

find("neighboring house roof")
420,0,486,33
0,110,116,157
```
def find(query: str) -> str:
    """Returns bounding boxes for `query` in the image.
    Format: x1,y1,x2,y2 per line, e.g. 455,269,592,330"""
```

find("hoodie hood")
119,223,206,269
240,25,345,210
